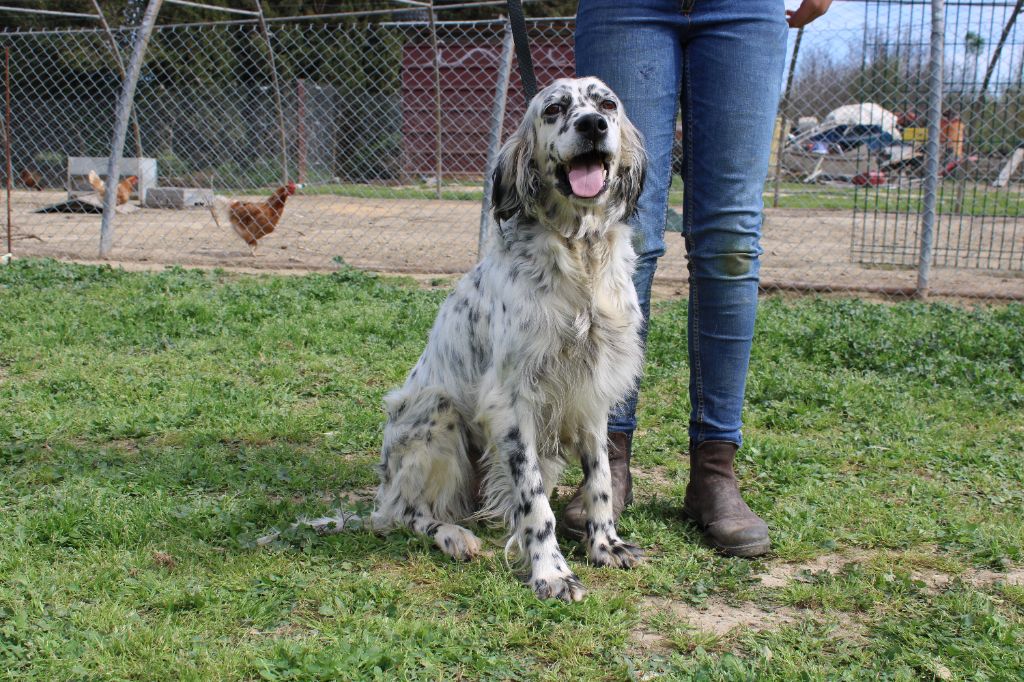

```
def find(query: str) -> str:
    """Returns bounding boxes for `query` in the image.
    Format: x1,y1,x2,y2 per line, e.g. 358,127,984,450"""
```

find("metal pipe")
99,0,163,258
772,26,802,209
254,0,289,185
428,1,444,199
917,0,945,298
90,3,548,31
4,46,11,256
383,12,568,27
479,23,513,257
91,0,144,160
0,6,101,20
296,78,307,184
163,0,258,15
979,0,1024,94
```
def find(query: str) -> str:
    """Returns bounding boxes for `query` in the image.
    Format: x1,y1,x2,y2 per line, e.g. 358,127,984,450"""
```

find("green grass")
300,182,485,202
1,259,1022,680
295,179,1024,218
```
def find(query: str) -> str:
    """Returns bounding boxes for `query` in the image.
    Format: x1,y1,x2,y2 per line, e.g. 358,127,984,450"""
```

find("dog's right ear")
491,118,539,224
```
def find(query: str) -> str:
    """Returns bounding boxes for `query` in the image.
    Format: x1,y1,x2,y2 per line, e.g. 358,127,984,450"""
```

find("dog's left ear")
613,115,647,218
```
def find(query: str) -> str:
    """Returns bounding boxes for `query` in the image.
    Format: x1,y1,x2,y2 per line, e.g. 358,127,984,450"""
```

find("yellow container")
902,127,928,141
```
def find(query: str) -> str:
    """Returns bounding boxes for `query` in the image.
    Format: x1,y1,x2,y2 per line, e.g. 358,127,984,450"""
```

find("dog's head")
491,77,646,232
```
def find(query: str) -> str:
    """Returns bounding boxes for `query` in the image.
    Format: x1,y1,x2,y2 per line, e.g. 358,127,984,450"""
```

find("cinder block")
143,187,216,209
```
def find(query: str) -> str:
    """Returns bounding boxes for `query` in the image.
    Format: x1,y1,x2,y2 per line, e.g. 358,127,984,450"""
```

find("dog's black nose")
574,113,608,141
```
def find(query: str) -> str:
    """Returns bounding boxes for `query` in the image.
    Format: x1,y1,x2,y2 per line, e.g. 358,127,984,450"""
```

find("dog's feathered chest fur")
408,217,643,457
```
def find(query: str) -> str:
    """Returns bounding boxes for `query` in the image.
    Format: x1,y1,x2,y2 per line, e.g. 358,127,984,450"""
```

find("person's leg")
561,0,684,537
679,0,788,556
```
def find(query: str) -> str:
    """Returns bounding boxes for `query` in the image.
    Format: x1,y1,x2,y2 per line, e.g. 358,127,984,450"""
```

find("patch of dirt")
629,627,674,652
757,549,879,588
912,567,1024,592
755,549,1024,593
642,596,802,638
632,595,869,652
971,567,1024,586
106,438,141,453
8,190,1023,300
910,570,956,592
151,551,177,570
631,465,678,490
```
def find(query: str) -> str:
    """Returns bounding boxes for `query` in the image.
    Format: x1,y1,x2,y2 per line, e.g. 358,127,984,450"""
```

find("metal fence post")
91,0,144,161
428,2,444,200
98,0,162,259
772,26,802,209
254,0,289,185
296,78,307,184
479,23,513,258
4,45,11,258
917,0,945,298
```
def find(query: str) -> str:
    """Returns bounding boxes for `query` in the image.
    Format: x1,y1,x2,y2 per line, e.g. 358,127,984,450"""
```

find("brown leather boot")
559,432,634,540
683,440,770,557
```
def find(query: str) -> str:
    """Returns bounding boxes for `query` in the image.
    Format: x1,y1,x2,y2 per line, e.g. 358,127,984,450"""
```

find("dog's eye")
600,99,617,112
543,103,563,117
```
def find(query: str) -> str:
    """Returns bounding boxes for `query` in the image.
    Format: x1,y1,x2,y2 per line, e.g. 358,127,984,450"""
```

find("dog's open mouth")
556,151,610,199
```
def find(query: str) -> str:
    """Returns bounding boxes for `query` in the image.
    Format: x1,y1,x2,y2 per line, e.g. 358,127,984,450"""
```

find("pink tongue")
567,160,604,197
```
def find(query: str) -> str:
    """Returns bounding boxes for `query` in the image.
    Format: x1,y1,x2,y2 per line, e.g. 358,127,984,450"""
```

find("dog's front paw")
528,571,587,602
588,536,645,569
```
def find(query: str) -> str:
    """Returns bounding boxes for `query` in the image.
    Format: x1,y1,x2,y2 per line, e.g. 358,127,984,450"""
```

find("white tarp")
822,103,902,141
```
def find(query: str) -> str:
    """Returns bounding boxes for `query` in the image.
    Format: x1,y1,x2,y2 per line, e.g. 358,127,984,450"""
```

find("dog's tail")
256,509,365,546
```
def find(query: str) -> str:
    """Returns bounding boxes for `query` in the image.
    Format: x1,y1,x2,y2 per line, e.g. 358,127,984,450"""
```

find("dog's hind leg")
401,503,483,561
373,388,482,561
372,485,483,561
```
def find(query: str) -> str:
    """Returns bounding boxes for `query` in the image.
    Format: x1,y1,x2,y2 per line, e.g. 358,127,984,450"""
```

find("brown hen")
210,181,301,256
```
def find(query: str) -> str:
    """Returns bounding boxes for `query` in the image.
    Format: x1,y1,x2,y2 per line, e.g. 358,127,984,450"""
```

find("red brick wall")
401,42,574,180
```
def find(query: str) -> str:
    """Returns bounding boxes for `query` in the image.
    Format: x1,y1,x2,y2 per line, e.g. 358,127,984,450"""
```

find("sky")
783,0,1024,88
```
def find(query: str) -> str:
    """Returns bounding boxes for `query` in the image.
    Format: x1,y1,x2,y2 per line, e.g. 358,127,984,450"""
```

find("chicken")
87,170,137,205
210,182,302,256
20,169,43,191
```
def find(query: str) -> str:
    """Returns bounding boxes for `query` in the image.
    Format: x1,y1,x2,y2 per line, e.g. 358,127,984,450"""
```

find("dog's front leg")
497,417,586,602
579,426,644,568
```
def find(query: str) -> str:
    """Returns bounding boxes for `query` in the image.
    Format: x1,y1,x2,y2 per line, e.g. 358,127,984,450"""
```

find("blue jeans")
576,0,787,446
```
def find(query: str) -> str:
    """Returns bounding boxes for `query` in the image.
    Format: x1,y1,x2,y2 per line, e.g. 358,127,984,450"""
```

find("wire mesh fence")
2,2,1023,300
775,0,1024,297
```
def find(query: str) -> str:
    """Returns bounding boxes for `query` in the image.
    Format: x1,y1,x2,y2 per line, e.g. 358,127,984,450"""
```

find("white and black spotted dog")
371,77,648,602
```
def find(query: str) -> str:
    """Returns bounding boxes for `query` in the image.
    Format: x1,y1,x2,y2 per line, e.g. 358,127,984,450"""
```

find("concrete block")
143,187,216,209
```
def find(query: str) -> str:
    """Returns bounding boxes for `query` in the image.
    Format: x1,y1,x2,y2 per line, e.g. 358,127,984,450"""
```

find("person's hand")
786,0,832,28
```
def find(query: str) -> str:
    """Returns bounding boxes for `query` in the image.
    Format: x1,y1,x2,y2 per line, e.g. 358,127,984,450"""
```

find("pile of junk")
780,103,972,186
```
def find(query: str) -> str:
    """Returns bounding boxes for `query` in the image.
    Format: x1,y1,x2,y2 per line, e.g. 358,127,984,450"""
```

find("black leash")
506,0,537,102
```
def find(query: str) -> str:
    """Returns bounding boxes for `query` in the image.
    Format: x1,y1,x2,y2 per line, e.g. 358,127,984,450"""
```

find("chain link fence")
2,2,1023,299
